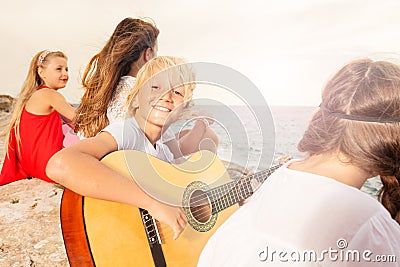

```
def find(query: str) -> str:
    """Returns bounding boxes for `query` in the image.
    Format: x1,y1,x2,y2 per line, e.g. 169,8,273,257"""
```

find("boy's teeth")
154,106,169,112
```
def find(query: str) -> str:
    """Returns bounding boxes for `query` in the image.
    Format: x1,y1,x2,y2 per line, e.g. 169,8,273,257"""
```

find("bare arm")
47,90,76,121
26,89,76,122
46,132,187,239
166,120,219,157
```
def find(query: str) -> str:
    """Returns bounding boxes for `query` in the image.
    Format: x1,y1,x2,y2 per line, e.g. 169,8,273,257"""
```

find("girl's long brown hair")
298,59,400,223
75,18,159,137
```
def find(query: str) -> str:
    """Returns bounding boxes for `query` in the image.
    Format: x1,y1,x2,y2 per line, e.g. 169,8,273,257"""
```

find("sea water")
173,105,382,199
269,106,381,199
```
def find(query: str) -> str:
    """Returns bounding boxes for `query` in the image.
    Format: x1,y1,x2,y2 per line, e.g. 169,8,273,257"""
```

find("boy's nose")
161,90,173,102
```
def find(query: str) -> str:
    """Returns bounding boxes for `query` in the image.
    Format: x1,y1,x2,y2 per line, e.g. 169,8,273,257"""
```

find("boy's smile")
134,69,186,143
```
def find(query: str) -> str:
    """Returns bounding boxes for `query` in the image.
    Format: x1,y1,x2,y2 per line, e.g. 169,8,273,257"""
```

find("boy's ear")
126,94,139,118
130,94,139,109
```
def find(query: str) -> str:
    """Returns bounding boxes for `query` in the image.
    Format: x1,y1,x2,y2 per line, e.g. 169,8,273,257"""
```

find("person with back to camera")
198,58,400,266
74,17,218,156
47,56,197,240
0,50,75,185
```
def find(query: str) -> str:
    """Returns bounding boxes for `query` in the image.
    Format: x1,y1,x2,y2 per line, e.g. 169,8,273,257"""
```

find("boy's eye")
151,86,160,90
174,90,184,97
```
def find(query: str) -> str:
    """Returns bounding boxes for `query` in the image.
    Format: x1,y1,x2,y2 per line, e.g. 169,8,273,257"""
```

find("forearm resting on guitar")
46,136,187,239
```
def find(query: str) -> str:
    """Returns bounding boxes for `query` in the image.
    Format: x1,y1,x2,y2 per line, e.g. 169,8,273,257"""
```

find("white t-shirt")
102,118,174,163
198,163,400,267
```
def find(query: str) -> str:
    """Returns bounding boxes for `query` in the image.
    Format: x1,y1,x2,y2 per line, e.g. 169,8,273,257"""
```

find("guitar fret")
212,187,222,213
210,187,219,214
238,178,247,201
244,181,253,199
210,183,226,213
229,187,235,206
222,189,227,211
226,190,231,209
243,181,250,199
228,183,236,207
233,188,240,204
209,160,287,215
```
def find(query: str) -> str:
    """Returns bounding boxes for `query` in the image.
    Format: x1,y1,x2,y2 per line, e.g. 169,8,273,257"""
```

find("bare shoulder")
29,88,63,104
34,88,63,98
26,89,62,114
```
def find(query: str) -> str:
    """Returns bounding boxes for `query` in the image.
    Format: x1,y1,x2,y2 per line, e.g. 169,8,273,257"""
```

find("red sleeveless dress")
0,87,63,185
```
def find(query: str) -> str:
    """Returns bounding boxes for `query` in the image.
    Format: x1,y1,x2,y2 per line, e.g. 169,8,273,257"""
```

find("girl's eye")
151,86,160,90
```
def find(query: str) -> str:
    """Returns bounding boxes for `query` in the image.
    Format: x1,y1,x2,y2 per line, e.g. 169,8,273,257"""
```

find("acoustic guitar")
60,150,286,267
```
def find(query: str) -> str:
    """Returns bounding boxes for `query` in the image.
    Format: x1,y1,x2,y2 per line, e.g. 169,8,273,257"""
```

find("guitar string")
172,164,282,224
187,164,282,206
145,180,253,239
140,182,248,241
144,185,254,241
188,169,264,205
142,163,285,233
181,163,285,222
144,164,283,238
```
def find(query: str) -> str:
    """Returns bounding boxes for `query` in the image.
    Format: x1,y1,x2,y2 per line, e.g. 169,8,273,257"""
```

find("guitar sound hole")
189,190,212,224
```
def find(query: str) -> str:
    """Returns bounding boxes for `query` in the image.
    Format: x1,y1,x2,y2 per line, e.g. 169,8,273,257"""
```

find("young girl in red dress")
0,50,75,185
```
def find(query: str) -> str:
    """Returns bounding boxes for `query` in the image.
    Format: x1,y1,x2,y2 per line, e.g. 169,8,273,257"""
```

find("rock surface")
0,180,68,267
0,111,69,267
0,95,15,113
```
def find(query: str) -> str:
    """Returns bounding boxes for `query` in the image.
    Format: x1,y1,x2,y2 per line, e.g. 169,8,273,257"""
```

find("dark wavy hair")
75,17,159,137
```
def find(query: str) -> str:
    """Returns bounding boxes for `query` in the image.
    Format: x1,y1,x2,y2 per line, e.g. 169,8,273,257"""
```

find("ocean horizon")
175,104,382,199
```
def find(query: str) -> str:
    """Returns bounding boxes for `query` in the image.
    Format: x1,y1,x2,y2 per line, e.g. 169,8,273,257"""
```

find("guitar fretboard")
208,163,284,214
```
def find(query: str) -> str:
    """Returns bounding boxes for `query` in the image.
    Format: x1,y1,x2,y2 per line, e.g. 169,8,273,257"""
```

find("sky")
1,0,400,106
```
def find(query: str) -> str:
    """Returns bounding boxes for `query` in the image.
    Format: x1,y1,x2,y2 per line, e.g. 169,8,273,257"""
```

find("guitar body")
61,150,239,267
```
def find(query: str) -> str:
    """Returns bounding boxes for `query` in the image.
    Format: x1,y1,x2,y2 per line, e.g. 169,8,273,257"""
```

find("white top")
102,118,174,163
107,76,136,124
198,163,400,267
77,76,135,140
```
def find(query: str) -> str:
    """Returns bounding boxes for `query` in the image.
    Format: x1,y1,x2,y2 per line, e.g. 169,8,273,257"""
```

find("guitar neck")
208,163,283,214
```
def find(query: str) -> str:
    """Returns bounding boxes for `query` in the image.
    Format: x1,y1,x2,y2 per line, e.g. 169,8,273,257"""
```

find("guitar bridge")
139,208,166,267
139,208,162,246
